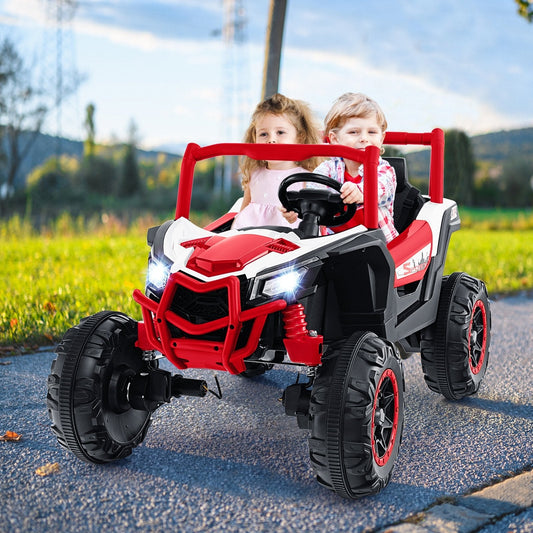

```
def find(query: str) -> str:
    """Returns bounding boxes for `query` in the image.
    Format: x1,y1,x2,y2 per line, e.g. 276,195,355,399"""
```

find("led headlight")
252,266,307,299
146,258,171,294
262,269,303,297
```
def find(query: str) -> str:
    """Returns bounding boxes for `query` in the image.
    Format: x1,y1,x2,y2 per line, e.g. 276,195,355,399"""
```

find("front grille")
167,276,251,343
170,284,229,324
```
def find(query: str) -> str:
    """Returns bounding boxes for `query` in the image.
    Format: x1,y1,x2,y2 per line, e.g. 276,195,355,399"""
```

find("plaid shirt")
314,157,399,243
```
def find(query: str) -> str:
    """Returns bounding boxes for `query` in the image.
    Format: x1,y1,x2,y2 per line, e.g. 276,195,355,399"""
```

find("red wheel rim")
371,368,399,466
469,300,487,374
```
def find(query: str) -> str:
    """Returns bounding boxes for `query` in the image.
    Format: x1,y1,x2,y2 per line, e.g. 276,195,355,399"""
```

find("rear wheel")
421,272,491,400
47,311,154,464
308,331,405,499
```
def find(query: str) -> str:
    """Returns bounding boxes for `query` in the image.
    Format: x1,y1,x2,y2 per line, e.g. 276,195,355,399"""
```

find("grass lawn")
1,211,532,351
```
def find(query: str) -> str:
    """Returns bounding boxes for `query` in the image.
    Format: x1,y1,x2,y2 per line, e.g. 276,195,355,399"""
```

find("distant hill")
2,132,182,190
404,127,533,184
470,127,533,162
4,126,533,190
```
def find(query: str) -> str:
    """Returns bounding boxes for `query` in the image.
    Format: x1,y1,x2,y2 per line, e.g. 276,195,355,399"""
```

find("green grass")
459,207,533,230
1,211,532,352
1,233,148,350
445,229,533,294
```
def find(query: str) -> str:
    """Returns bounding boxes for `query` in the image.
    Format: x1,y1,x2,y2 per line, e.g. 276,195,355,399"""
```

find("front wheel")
308,331,405,499
420,272,491,400
47,311,154,464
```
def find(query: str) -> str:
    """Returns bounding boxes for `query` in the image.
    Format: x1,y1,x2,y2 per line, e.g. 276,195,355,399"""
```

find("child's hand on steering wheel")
340,182,363,204
279,206,298,224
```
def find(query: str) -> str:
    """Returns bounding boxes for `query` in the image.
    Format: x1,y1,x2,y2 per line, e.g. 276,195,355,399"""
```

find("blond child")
283,92,398,242
232,93,322,230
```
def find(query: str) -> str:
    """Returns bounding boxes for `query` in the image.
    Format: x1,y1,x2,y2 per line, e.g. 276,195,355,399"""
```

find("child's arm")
348,161,396,207
239,183,251,211
376,162,396,208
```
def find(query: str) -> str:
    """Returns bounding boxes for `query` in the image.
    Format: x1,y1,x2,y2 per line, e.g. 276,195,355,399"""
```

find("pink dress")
232,166,307,230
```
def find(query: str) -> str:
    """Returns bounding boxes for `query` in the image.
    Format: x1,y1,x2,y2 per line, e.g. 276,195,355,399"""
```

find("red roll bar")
175,128,444,227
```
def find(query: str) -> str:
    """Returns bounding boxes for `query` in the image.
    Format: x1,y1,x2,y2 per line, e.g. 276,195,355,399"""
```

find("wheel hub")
469,300,488,374
375,408,386,426
371,369,399,467
108,366,173,413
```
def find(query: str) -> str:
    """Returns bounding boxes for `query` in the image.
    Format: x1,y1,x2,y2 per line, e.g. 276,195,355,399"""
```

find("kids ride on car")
47,129,491,499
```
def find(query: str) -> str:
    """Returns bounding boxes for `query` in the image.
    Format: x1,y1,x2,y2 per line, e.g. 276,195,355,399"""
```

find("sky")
1,0,532,152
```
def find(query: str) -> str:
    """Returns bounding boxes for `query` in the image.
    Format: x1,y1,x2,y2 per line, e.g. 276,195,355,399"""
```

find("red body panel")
185,234,298,277
203,212,237,231
387,220,433,287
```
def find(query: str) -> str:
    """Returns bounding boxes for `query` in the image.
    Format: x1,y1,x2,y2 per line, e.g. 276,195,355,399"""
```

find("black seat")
385,157,425,234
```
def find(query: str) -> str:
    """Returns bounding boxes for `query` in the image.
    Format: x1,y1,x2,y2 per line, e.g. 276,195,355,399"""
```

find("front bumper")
133,271,288,374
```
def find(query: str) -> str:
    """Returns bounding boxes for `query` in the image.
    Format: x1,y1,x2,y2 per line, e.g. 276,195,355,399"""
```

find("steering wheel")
278,173,357,236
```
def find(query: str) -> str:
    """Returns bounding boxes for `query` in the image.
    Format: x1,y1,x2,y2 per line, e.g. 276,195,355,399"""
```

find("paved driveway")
1,295,532,532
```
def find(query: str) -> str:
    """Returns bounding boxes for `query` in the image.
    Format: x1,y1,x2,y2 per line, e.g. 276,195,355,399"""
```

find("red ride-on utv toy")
47,129,491,499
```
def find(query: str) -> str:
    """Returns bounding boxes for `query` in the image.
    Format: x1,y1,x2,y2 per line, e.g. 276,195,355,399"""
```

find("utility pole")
261,0,287,100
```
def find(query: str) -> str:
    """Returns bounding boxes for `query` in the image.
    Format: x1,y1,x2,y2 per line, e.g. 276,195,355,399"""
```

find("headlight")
252,266,306,299
262,269,303,297
146,258,171,294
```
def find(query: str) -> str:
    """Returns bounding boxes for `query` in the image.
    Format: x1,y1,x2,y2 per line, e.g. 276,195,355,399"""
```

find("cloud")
280,45,515,135
74,16,223,54
2,0,532,147
76,0,222,44
1,0,225,52
283,1,533,131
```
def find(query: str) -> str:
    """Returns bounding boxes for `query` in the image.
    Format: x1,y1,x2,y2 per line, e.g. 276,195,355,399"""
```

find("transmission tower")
42,0,79,158
216,0,251,198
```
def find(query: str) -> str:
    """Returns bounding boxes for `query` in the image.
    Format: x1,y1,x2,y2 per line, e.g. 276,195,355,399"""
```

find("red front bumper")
133,271,288,374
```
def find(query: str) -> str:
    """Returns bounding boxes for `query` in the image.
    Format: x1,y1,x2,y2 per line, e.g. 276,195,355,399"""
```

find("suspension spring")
282,304,308,338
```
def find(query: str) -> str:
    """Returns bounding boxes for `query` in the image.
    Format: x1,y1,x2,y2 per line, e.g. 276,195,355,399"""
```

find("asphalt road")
1,294,532,533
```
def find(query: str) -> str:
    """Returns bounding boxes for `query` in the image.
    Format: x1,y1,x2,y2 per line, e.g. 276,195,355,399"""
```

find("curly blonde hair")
240,93,322,186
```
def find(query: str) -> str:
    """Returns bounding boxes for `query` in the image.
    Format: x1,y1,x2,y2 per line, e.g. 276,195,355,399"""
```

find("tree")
83,103,96,160
79,154,116,196
27,155,80,204
500,156,533,207
516,0,533,22
0,38,47,203
444,129,475,205
117,119,141,197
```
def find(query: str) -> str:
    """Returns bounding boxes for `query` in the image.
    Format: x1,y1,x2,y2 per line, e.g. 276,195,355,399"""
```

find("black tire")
47,311,153,464
308,331,405,499
420,272,491,400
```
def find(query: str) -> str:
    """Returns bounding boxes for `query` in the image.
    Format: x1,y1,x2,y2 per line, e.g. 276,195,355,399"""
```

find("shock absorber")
282,303,310,338
282,303,322,367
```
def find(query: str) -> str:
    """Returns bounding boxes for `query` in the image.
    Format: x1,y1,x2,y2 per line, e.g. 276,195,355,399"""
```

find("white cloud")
1,0,43,23
74,17,222,54
1,0,223,54
280,46,518,136
2,0,532,149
